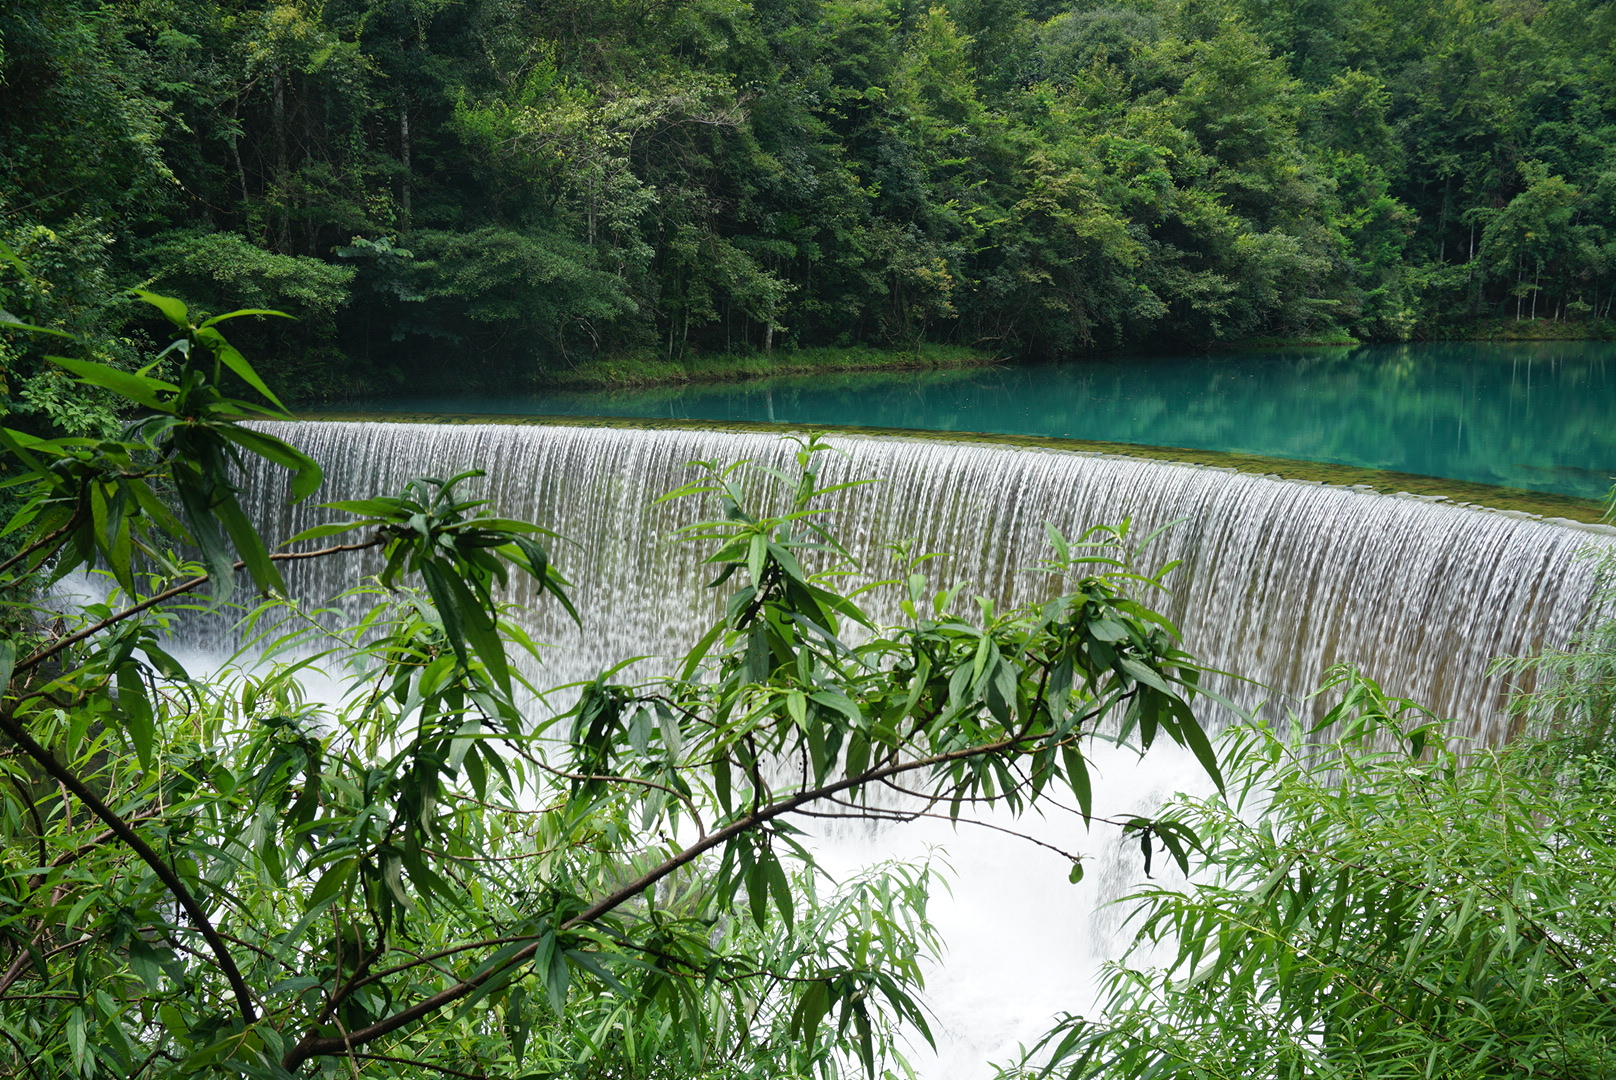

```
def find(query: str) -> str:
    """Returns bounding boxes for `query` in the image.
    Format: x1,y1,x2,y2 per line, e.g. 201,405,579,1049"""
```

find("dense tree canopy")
3,0,1614,402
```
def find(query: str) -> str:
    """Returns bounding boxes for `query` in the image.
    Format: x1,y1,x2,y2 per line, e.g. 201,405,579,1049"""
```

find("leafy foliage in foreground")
1016,667,1616,1080
0,291,1220,1079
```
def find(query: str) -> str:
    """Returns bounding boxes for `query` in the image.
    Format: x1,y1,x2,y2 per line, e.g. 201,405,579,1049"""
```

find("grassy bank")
1226,319,1616,349
534,343,999,389
532,324,1610,395
522,363,992,412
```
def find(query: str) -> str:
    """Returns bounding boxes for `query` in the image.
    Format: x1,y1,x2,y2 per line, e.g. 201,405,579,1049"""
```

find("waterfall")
242,420,1615,742
231,418,1613,1074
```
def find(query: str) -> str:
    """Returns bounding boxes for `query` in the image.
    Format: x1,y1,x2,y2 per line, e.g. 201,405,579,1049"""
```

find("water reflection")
346,341,1616,498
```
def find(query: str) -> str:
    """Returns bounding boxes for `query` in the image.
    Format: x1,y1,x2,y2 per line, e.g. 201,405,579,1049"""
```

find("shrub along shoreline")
531,343,1001,390
532,318,1616,391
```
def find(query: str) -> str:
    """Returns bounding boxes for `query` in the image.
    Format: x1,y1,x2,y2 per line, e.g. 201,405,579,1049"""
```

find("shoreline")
532,343,1002,390
509,325,1614,393
291,411,1612,527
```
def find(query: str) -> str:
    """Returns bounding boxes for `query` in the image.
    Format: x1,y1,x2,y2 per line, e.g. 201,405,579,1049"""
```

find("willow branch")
525,759,707,838
4,772,46,874
0,511,83,578
0,508,369,1024
797,798,1089,864
350,1053,489,1080
0,1024,47,1080
333,934,545,1002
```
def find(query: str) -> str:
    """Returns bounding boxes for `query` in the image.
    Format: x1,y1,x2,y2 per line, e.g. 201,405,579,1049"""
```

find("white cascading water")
244,421,1613,737
228,420,1612,1075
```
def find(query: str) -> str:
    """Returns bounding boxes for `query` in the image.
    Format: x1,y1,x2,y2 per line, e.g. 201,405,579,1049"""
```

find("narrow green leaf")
1119,656,1172,694
1175,710,1225,792
307,860,356,907
131,289,190,329
195,327,288,411
0,315,74,339
323,497,409,517
0,638,16,693
219,426,323,501
117,663,156,771
198,308,296,329
286,522,363,544
49,356,170,411
214,493,287,594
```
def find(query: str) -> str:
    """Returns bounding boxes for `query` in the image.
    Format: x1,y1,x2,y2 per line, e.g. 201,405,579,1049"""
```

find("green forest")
4,0,1616,409
3,2,1616,1076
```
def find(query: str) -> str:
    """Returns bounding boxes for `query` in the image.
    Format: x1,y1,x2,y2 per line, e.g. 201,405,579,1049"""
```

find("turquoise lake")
351,340,1616,499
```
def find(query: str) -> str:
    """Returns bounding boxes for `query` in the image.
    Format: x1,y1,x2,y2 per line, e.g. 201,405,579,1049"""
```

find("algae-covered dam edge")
295,412,1614,529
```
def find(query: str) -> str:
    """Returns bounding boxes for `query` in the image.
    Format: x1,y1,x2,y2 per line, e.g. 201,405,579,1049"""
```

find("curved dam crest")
242,420,1615,741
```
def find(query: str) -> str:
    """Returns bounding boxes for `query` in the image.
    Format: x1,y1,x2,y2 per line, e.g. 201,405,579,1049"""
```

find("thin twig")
285,727,1034,1067
0,709,259,1025
16,538,383,675
0,511,83,578
349,1052,489,1080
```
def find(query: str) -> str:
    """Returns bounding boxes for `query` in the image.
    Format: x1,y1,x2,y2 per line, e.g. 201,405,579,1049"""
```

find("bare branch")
0,709,260,1026
0,510,83,578
349,1052,490,1080
16,538,383,675
284,728,1032,1067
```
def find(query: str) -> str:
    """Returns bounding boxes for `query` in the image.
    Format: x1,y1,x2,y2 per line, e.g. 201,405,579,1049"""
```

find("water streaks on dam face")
244,420,1614,741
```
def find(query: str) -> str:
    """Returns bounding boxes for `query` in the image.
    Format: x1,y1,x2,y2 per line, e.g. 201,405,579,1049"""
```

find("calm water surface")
349,341,1616,498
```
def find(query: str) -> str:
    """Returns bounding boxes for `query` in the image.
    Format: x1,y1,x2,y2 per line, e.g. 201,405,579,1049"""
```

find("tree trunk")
400,103,412,231
232,135,250,206
229,100,251,212
272,65,290,251
1438,181,1450,262
1467,226,1479,316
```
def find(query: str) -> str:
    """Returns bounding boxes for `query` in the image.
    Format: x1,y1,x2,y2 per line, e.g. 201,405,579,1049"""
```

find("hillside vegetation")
3,0,1615,403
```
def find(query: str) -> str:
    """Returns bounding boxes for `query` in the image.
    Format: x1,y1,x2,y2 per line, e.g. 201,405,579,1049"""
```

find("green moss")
293,412,1613,526
534,343,1000,389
